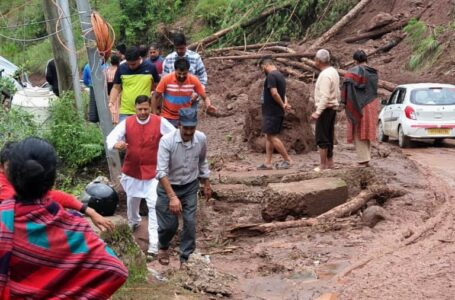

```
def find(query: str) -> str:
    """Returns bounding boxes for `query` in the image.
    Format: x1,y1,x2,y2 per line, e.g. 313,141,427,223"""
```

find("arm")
151,91,163,115
106,120,127,151
85,207,115,231
198,134,211,200
195,56,208,86
270,87,285,109
160,117,177,135
109,84,122,123
314,75,332,116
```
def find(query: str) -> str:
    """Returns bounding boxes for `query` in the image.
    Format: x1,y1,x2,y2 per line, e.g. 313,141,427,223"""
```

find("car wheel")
433,138,445,146
398,126,411,148
377,121,389,142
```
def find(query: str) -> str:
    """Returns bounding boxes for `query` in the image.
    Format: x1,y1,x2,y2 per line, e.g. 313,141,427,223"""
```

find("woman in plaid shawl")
341,50,379,166
0,138,127,299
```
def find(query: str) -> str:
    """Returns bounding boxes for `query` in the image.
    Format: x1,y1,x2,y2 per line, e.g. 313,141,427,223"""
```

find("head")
135,95,152,120
138,44,149,58
174,57,190,83
7,137,57,202
314,49,331,70
125,46,142,70
149,44,161,60
178,108,197,142
116,43,126,59
110,54,120,66
353,50,368,64
173,33,187,57
259,58,275,74
0,141,17,172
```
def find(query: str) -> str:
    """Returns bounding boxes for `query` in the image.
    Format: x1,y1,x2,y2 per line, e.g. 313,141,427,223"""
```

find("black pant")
88,87,99,123
315,108,336,158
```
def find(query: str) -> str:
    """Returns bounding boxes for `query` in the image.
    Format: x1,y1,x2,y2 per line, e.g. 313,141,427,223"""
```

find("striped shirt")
162,50,208,86
156,72,205,120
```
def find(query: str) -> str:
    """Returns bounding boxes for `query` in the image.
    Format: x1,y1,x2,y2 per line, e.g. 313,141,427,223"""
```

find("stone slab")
261,177,348,222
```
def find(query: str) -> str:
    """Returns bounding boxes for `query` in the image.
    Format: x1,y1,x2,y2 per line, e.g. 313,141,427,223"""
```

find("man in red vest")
107,95,175,258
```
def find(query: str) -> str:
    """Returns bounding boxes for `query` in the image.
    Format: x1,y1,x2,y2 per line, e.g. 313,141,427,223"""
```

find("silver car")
378,83,455,148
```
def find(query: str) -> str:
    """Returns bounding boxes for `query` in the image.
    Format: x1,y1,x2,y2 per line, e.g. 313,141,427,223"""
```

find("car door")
390,88,407,136
382,89,399,135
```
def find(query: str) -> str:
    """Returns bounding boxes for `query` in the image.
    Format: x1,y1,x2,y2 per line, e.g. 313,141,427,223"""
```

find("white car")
378,83,455,148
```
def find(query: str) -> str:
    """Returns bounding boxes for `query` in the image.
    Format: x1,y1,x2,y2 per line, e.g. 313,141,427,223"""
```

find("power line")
0,29,62,42
0,13,82,30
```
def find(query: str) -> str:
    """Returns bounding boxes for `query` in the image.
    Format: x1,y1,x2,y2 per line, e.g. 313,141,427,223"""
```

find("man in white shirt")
107,95,175,258
311,49,340,171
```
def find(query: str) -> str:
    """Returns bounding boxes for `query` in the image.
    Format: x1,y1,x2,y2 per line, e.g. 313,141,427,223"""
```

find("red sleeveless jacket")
122,115,161,180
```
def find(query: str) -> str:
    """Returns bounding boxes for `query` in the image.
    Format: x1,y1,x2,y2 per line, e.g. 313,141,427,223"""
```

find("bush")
404,19,442,71
45,92,104,168
0,107,38,149
0,76,18,97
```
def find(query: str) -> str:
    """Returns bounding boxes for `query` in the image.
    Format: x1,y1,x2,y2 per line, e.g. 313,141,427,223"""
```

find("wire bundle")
90,11,115,60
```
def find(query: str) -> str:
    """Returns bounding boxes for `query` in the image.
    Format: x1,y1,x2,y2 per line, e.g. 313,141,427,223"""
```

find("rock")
212,184,265,203
361,205,388,227
178,253,235,297
261,177,348,222
365,12,396,32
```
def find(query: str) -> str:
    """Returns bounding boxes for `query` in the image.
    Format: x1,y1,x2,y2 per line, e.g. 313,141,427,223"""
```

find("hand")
311,112,320,120
86,207,114,232
169,196,182,215
190,93,199,103
203,183,212,201
114,141,128,151
206,104,217,115
284,103,292,111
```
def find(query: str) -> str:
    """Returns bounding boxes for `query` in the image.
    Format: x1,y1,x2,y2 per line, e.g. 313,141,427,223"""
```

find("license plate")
427,128,450,135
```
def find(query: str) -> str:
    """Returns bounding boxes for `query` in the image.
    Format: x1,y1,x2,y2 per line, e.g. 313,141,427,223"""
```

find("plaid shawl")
0,197,127,299
341,65,378,125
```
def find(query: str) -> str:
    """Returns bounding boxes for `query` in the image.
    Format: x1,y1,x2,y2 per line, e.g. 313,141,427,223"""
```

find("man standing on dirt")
155,108,212,266
106,95,175,258
152,57,216,127
109,46,160,123
257,58,292,170
311,49,340,172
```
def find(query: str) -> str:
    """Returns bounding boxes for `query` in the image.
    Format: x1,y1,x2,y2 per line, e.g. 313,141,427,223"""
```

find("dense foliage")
45,92,104,168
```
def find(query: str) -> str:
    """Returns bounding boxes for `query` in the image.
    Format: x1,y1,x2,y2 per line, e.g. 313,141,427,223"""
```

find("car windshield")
410,87,455,106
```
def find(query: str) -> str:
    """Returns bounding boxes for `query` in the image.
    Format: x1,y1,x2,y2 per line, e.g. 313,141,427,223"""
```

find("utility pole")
42,0,81,113
57,0,83,113
76,0,122,186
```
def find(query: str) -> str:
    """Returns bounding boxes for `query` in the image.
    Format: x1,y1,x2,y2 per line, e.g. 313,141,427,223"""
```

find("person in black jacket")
45,59,59,97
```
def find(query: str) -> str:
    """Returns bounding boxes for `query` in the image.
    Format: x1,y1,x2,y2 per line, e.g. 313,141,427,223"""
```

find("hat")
179,108,198,126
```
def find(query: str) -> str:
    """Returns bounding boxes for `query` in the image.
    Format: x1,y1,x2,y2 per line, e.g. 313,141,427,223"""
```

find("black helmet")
82,182,118,216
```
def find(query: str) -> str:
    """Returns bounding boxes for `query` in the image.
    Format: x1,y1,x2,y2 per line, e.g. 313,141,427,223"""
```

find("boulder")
261,177,348,222
212,184,265,203
364,13,396,32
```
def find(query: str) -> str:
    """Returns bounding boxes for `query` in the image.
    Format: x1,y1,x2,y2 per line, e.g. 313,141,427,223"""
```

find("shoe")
129,223,140,232
275,160,291,170
257,163,273,170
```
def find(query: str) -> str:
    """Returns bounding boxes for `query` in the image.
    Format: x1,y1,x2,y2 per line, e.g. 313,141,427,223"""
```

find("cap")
179,108,198,126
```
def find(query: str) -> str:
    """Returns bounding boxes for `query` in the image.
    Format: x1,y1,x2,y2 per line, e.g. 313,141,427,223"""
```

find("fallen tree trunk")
210,42,287,53
207,52,314,60
343,5,429,43
344,33,405,68
188,3,291,50
281,67,311,80
308,0,372,50
276,58,319,73
263,46,296,53
229,186,405,236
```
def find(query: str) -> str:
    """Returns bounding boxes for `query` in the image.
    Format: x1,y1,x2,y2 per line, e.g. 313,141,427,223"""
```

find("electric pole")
42,0,82,113
76,0,122,186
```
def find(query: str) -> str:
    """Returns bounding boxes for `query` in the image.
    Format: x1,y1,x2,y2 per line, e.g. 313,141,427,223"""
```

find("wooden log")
343,34,405,68
207,52,314,61
276,58,318,73
209,42,287,53
308,0,372,50
229,186,405,236
263,46,296,53
280,67,310,80
343,5,429,43
240,3,292,28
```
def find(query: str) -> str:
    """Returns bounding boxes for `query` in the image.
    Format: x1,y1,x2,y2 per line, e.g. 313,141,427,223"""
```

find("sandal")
275,160,291,170
157,250,170,266
257,163,273,170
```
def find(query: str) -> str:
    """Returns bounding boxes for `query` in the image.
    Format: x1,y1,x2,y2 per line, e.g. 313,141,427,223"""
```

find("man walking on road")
155,108,212,266
257,58,292,170
109,46,160,123
152,58,215,127
107,95,175,258
311,49,340,172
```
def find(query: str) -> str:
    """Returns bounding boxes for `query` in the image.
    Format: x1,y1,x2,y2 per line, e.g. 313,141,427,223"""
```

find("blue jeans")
156,180,199,262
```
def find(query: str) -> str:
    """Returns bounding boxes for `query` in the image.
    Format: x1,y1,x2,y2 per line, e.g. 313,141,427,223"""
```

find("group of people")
258,49,379,172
